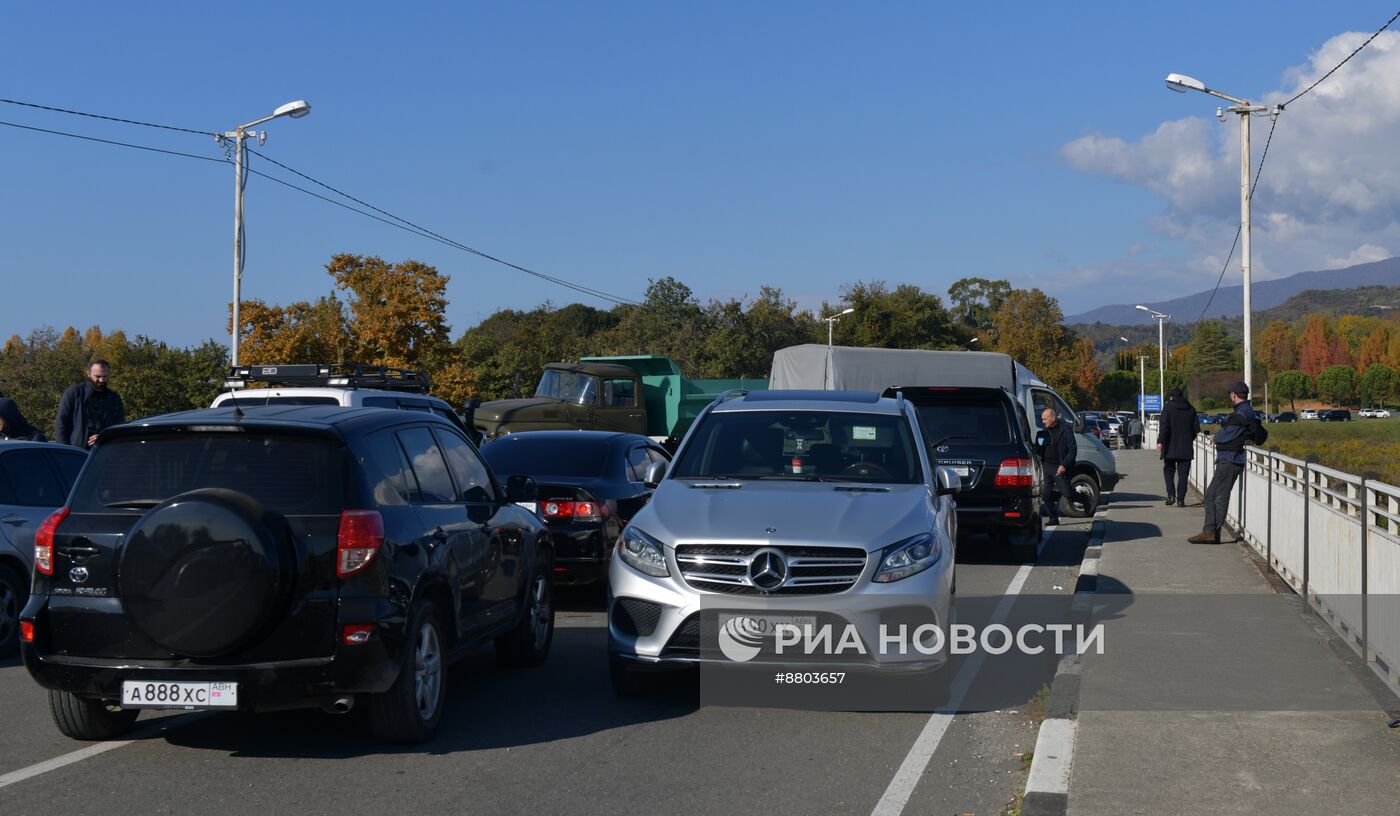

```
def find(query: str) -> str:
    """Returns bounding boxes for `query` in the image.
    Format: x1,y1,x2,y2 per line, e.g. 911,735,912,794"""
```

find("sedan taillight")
337,510,384,578
34,507,69,575
994,458,1034,489
541,500,606,522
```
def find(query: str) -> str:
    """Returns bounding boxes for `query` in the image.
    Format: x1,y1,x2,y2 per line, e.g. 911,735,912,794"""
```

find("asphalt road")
0,523,1094,816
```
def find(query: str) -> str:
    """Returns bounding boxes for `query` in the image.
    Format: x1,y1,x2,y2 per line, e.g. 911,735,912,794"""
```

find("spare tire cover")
119,488,293,657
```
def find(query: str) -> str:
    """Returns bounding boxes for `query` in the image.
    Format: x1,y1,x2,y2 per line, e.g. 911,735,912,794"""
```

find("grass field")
1249,419,1400,485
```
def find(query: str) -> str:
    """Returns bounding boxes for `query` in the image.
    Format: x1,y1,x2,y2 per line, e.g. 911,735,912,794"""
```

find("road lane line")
869,529,1050,816
0,712,209,791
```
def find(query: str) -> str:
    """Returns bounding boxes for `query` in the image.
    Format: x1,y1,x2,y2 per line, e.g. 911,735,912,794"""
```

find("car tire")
609,654,657,696
494,559,555,668
0,563,27,658
367,599,447,745
48,690,139,741
1060,473,1100,518
1008,520,1041,563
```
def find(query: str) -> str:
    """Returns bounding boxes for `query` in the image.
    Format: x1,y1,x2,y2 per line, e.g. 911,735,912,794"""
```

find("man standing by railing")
1189,382,1255,545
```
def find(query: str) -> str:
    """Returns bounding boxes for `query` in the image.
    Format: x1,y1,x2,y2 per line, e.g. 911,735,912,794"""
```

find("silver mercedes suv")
607,390,959,693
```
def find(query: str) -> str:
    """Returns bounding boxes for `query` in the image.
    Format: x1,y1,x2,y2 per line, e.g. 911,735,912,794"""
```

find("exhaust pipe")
322,696,355,714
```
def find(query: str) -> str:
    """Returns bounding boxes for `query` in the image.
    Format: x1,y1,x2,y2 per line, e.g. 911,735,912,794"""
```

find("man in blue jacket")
1188,381,1254,544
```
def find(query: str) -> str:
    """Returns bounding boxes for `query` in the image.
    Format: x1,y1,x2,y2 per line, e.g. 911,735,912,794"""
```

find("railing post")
1303,455,1317,610
1360,472,1377,664
1239,449,1248,540
1266,450,1274,574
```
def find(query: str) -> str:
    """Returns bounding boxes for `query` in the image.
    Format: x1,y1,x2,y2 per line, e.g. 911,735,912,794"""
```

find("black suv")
1319,409,1352,422
20,405,552,744
892,386,1043,561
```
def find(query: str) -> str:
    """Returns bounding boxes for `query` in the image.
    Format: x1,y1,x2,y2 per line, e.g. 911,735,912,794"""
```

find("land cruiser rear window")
70,434,345,515
915,398,1014,445
674,410,922,483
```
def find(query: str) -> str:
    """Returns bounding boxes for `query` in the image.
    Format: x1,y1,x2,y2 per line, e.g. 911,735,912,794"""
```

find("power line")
1283,8,1400,107
0,98,216,136
0,118,224,163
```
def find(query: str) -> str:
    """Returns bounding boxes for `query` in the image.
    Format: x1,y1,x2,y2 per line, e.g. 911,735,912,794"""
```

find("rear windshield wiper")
929,434,973,449
751,474,828,482
103,499,166,509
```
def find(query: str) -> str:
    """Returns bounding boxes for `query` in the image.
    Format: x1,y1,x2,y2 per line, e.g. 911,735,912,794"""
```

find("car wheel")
494,560,554,668
367,599,447,744
609,654,657,696
0,564,27,658
49,691,139,741
1060,474,1100,518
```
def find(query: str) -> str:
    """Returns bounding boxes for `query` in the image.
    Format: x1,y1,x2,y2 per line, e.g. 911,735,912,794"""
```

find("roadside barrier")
1189,435,1400,694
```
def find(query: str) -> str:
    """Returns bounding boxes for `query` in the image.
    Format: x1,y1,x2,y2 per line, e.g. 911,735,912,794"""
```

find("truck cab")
474,362,647,439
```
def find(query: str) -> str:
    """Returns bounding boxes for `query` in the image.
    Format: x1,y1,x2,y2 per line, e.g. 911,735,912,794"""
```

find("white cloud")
1062,30,1400,287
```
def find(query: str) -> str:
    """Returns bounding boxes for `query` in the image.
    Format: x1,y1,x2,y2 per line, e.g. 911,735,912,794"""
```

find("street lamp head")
1165,73,1206,94
969,337,979,344
1119,336,1129,342
839,307,855,316
273,100,312,119
1134,304,1152,312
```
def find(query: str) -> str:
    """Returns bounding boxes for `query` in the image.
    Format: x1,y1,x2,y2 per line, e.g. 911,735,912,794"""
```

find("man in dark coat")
1037,407,1077,524
1188,382,1256,544
1156,388,1199,506
0,398,46,441
54,360,124,449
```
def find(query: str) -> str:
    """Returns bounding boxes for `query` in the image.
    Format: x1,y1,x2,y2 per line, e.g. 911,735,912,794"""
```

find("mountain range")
1064,256,1400,325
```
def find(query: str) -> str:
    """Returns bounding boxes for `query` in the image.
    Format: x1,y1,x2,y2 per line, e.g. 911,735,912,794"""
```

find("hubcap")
413,623,442,721
530,576,551,651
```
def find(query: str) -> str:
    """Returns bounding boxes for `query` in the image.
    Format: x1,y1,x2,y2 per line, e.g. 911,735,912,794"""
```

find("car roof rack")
224,363,433,394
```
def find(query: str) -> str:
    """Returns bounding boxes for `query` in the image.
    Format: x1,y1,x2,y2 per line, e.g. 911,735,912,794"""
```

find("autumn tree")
1070,338,1102,408
237,296,350,365
1297,315,1344,377
1271,370,1314,412
1361,363,1398,408
1255,320,1297,375
1315,364,1358,406
992,288,1077,396
1356,325,1391,373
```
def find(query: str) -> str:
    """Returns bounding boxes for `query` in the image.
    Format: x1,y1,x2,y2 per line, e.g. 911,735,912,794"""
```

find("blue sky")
4,2,1398,347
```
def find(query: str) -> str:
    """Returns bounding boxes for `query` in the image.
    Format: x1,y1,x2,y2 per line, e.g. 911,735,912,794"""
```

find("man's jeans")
1203,460,1244,534
1042,464,1073,517
1163,459,1190,503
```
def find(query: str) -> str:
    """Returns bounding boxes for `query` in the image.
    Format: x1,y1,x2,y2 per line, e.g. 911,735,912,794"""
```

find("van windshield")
672,410,922,484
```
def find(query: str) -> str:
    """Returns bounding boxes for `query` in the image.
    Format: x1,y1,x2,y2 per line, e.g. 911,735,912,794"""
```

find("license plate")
953,467,971,478
517,502,537,514
120,681,239,709
728,614,818,638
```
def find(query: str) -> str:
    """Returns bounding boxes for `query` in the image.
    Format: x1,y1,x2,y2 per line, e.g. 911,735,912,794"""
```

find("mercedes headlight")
873,533,942,583
617,526,670,577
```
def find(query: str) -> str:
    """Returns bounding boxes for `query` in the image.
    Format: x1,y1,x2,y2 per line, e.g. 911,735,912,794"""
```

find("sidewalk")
1069,449,1400,815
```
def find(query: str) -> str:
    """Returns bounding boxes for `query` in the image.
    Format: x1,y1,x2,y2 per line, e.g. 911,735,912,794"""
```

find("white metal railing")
1188,434,1400,693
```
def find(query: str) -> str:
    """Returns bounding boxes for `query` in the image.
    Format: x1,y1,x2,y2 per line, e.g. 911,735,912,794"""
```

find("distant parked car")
1272,411,1298,423
480,431,671,586
1319,409,1352,422
0,441,88,657
1300,409,1319,420
1374,408,1393,418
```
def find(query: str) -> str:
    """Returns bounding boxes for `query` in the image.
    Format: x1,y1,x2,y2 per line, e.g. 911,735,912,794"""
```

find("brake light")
21,621,34,642
34,507,69,575
994,458,1034,488
541,501,606,522
337,510,384,578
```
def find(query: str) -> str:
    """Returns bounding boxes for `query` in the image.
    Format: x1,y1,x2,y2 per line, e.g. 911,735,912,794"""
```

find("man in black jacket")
1038,407,1077,524
54,360,125,449
1156,388,1199,506
1188,382,1255,545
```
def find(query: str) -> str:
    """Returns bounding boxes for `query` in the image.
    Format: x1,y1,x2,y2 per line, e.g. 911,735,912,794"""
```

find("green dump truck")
473,355,766,445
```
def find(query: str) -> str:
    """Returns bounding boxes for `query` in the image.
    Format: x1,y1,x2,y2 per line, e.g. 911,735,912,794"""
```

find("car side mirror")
504,475,538,503
1072,415,1085,434
643,460,667,488
936,465,961,496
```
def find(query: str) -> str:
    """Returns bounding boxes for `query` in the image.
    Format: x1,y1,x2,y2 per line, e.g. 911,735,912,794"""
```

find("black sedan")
481,431,670,586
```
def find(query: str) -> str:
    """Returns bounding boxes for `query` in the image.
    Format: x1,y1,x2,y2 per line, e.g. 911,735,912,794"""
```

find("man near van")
1039,407,1076,524
1188,381,1254,545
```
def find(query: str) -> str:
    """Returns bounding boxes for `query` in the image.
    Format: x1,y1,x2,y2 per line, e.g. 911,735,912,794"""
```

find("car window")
915,397,1013,446
1031,390,1075,429
362,397,396,409
673,410,921,484
646,447,671,465
400,400,432,413
1,449,70,507
434,428,497,502
395,427,456,503
603,378,636,408
0,459,16,504
49,450,87,492
626,445,650,481
359,430,413,506
70,434,345,514
481,436,611,478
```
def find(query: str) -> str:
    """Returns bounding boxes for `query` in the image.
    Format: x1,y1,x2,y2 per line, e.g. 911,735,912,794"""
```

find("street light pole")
824,307,855,348
1139,355,1147,423
1136,305,1169,418
220,100,311,367
1165,73,1274,397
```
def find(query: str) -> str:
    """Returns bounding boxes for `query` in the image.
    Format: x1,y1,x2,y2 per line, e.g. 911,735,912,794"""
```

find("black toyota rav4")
20,405,552,744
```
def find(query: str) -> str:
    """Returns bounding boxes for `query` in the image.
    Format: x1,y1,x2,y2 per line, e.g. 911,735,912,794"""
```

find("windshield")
71,434,345,514
535,370,598,405
481,436,611,478
672,410,922,484
915,399,1013,446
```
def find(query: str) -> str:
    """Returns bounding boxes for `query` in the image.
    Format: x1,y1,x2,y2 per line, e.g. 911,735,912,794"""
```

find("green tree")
1270,370,1314,413
1360,363,1399,409
946,277,1011,332
1315,364,1359,407
826,281,962,350
1185,319,1236,376
1095,370,1139,411
699,287,822,379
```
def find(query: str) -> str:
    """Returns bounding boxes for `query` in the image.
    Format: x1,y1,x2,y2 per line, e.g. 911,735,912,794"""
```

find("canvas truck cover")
768,344,1021,393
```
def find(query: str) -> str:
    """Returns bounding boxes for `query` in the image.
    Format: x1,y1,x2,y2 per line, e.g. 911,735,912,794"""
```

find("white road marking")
0,712,209,791
869,528,1050,816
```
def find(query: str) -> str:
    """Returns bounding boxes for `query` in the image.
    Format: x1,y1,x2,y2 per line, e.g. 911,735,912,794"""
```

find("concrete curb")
1022,518,1103,816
